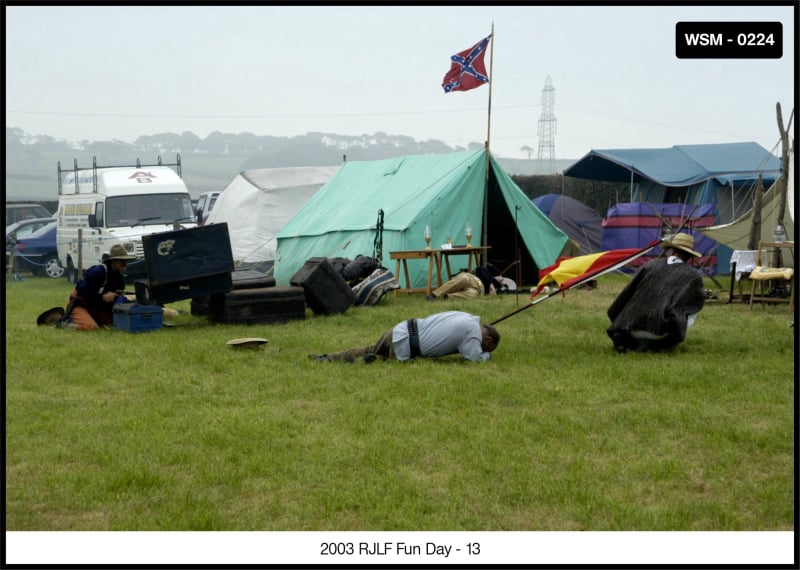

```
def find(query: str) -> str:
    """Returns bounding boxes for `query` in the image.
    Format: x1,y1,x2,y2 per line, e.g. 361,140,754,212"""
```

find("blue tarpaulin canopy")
564,141,783,275
564,142,781,188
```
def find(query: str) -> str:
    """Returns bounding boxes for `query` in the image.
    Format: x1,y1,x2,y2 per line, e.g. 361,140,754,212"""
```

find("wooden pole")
485,23,494,169
775,102,790,230
748,175,764,251
481,23,494,267
77,228,83,283
7,249,15,282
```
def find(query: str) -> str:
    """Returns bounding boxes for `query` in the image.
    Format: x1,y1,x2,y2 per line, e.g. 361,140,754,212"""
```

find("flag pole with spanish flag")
490,240,665,326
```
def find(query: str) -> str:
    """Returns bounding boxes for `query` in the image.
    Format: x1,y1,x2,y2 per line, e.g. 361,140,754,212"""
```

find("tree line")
7,126,625,216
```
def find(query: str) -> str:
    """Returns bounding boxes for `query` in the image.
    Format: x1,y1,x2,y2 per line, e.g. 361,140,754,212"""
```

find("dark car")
5,202,52,227
6,220,64,278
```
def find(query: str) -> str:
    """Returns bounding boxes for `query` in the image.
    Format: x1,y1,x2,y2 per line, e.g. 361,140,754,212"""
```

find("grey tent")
532,194,603,255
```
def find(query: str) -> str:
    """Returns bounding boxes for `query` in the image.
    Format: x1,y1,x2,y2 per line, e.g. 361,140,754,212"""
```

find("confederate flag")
442,35,492,93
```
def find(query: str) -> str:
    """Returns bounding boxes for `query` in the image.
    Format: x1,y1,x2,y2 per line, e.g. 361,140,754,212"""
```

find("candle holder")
424,225,432,250
465,222,473,247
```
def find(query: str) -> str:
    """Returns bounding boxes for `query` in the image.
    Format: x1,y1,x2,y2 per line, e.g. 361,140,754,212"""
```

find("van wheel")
43,256,65,279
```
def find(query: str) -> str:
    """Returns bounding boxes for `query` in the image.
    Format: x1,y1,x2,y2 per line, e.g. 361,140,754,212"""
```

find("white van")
56,156,197,283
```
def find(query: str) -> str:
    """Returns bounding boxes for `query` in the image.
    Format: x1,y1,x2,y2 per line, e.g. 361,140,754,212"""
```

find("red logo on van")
129,171,158,183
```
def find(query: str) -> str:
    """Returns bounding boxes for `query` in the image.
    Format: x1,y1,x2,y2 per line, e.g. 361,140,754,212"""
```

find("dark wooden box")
229,269,276,290
139,224,235,305
207,286,306,325
191,269,276,317
289,257,356,315
137,273,233,306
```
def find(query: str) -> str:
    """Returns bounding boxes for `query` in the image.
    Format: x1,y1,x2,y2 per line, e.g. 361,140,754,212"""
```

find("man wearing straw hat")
606,232,706,353
59,244,137,331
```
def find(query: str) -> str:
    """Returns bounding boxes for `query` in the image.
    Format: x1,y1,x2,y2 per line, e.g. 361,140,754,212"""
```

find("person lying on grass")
309,310,501,363
426,266,508,301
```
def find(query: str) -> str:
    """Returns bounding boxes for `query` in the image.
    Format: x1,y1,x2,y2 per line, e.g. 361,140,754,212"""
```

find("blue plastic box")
113,303,163,333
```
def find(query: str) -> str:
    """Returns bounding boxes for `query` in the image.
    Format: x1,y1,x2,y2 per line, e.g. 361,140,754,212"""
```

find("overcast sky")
5,4,796,160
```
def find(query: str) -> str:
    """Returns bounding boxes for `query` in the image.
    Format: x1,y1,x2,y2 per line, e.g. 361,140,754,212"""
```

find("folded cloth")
749,266,794,281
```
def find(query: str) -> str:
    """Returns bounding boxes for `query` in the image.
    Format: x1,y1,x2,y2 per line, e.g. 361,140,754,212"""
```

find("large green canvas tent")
274,149,568,288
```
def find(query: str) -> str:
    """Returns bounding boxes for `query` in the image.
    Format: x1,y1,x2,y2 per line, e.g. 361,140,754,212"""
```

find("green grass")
4,274,795,531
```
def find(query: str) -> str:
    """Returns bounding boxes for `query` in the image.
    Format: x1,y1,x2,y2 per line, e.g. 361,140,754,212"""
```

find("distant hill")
495,158,578,177
5,127,577,201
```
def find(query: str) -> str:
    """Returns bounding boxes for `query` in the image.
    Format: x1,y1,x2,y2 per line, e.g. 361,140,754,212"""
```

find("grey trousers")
328,329,396,361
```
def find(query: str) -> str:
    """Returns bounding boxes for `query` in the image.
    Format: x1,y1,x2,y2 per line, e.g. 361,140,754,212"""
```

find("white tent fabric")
205,166,339,264
699,146,794,268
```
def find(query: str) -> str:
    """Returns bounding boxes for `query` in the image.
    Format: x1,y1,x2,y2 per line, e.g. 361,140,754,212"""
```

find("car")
6,217,56,241
5,203,52,227
195,191,220,225
6,220,64,278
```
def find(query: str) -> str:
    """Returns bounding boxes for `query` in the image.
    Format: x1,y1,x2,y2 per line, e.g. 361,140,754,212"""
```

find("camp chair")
748,241,794,310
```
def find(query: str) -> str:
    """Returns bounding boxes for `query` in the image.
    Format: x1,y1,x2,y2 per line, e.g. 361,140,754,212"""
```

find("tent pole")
630,170,633,202
730,180,734,223
514,205,521,307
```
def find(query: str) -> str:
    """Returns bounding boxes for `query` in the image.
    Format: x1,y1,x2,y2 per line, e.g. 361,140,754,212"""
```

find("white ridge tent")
205,166,340,267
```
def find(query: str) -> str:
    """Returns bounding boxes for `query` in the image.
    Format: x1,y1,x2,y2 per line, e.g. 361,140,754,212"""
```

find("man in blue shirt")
60,244,136,330
311,310,500,363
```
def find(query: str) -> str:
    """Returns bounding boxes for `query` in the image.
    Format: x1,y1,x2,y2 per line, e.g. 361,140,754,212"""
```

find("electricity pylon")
535,75,557,175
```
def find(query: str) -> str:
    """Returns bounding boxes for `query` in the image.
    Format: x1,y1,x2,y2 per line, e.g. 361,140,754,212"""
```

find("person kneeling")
606,233,706,352
60,244,136,331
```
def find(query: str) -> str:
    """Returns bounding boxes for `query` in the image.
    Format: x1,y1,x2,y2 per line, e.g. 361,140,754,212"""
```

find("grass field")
4,273,795,535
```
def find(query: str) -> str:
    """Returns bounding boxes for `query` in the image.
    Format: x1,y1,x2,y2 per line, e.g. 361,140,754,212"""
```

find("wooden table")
389,249,443,296
439,246,490,280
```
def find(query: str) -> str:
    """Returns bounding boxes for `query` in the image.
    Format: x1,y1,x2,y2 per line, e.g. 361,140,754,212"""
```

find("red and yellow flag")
530,243,661,299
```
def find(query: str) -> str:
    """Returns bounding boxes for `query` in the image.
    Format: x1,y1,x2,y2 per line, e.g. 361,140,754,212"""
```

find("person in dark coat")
606,233,706,352
60,244,136,330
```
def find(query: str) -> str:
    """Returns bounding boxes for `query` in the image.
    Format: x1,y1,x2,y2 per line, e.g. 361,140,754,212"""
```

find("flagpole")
485,22,494,161
481,22,494,266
